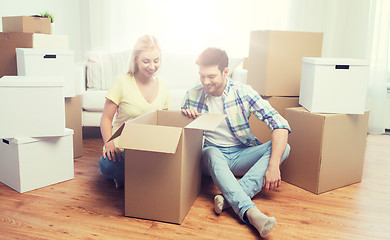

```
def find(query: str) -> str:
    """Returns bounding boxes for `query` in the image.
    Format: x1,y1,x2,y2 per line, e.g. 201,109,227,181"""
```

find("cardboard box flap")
185,113,226,131
108,123,126,143
117,123,182,154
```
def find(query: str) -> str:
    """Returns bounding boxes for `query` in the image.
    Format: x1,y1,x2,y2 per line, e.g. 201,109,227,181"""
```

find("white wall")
0,0,83,61
83,0,373,61
0,0,374,62
84,0,294,58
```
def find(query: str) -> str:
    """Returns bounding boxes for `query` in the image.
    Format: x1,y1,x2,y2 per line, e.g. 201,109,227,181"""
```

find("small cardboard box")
0,128,74,193
242,57,248,70
0,32,68,78
281,107,369,194
65,95,83,158
247,30,323,96
0,76,65,138
299,57,369,114
16,48,75,97
2,16,51,34
249,96,300,143
110,110,226,224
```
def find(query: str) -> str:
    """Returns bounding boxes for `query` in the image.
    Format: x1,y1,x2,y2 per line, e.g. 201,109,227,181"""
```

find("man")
181,47,290,238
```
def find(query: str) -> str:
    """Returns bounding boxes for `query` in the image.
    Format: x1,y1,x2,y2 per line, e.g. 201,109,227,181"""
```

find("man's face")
199,65,229,96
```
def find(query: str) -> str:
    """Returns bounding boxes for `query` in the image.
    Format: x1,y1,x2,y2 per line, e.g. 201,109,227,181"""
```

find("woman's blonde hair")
128,35,161,76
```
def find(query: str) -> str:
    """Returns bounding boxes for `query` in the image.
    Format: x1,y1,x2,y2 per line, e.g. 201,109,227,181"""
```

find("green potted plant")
40,11,54,23
39,11,54,33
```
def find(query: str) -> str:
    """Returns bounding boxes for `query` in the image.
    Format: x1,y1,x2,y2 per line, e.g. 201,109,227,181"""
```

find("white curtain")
366,0,389,134
288,0,388,134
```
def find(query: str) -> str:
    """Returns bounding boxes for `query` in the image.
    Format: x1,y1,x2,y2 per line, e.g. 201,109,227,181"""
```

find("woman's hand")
103,140,122,161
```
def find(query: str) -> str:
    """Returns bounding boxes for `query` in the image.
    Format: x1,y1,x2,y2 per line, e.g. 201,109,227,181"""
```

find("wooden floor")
0,133,389,240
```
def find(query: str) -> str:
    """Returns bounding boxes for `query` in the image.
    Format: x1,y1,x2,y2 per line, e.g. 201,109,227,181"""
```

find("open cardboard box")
109,110,226,224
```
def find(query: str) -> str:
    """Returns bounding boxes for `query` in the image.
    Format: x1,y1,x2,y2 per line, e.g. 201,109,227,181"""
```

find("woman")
99,35,171,188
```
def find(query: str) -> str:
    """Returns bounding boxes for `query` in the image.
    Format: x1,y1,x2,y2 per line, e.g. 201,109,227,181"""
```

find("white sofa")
80,50,247,127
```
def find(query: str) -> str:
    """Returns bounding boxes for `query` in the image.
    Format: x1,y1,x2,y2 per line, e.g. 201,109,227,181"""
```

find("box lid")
115,123,183,154
109,111,226,154
0,76,64,87
185,113,227,131
303,57,369,66
16,47,74,55
4,128,73,145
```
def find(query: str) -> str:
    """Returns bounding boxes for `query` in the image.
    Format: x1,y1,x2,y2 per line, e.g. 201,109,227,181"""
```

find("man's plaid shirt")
181,78,291,146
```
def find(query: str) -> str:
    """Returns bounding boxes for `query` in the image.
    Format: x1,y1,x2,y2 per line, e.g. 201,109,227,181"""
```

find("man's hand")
263,164,281,191
181,108,199,119
262,128,288,191
103,140,122,162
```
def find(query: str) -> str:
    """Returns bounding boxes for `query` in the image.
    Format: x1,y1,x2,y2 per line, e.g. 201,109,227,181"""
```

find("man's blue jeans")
99,153,125,184
201,141,290,222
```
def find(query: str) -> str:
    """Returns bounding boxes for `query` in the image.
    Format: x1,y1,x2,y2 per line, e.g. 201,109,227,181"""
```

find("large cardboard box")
281,107,369,194
299,57,369,114
65,95,83,158
249,97,300,143
16,48,75,97
247,30,323,96
0,128,74,193
0,32,68,78
2,16,51,34
0,76,65,138
110,110,226,224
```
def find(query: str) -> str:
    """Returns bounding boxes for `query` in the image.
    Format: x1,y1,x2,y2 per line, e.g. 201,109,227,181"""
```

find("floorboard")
0,134,389,239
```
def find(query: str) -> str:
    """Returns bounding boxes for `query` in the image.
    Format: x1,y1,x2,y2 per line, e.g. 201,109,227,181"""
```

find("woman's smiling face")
136,48,161,78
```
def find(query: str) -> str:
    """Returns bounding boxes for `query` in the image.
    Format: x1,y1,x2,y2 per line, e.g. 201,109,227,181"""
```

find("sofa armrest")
74,61,87,94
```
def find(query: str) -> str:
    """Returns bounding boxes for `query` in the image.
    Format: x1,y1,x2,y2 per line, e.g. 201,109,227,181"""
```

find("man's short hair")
196,47,229,72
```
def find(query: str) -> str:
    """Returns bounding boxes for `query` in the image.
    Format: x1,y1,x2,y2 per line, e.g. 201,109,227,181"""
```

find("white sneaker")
114,179,124,189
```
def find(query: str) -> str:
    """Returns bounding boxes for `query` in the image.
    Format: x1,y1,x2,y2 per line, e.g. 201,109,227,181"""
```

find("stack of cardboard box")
0,75,74,193
247,30,370,194
282,57,370,194
0,16,79,193
0,15,82,159
246,30,323,143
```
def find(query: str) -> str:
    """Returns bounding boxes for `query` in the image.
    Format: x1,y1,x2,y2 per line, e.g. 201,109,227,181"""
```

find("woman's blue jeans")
99,153,125,184
201,141,290,222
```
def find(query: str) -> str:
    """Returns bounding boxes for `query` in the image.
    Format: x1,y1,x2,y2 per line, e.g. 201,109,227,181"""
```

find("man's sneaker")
114,179,124,189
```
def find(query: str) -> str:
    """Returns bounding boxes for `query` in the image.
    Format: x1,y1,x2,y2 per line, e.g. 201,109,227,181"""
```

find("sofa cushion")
82,90,108,112
86,50,132,90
